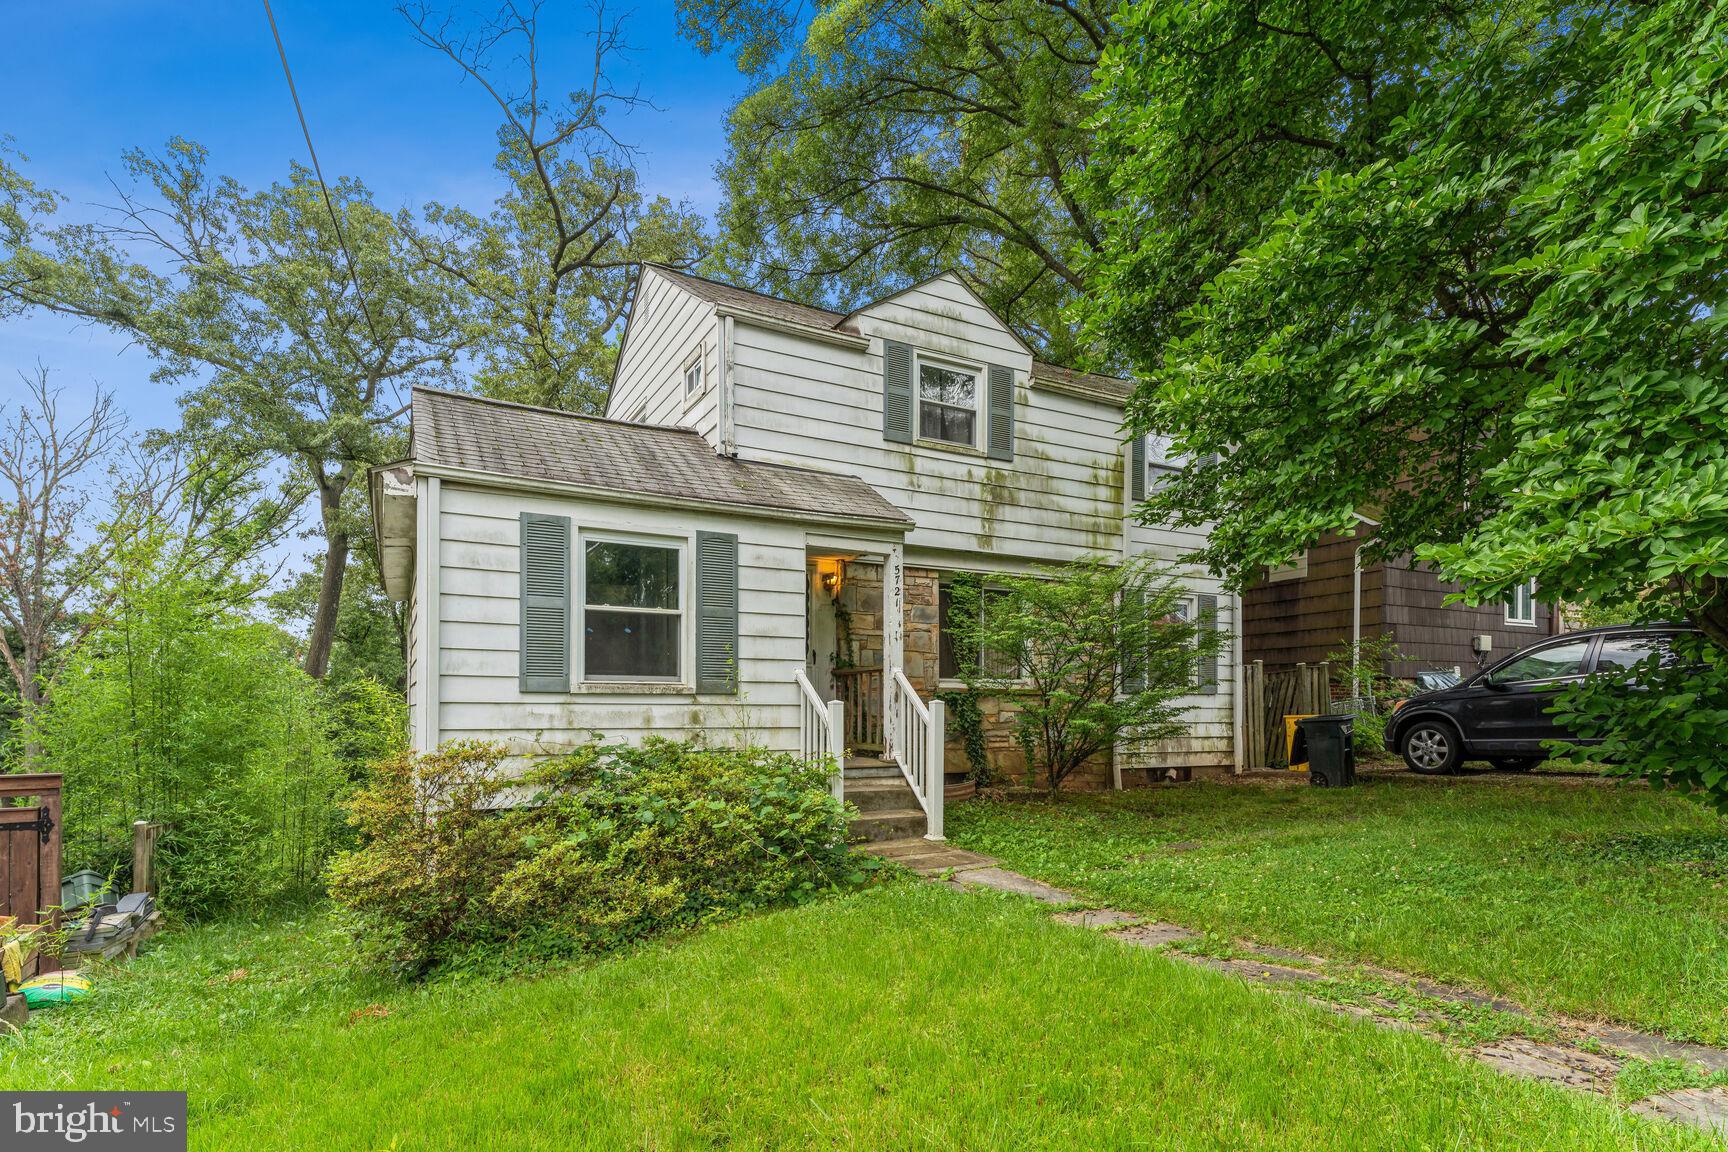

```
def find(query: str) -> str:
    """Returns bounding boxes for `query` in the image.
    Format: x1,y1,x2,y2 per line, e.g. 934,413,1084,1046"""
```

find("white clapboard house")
371,267,1240,840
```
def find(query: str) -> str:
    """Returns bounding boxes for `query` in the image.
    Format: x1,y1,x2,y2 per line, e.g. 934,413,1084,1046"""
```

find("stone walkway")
869,837,1728,1141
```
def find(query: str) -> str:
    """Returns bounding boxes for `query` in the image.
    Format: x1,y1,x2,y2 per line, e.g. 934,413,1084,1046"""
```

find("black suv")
1387,624,1698,774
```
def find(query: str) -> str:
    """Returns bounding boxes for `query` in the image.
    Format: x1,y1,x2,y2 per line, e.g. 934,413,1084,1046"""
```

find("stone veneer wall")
837,561,1112,791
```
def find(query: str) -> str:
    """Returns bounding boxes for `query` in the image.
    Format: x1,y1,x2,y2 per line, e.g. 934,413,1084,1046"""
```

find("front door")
1460,636,1595,753
806,561,841,701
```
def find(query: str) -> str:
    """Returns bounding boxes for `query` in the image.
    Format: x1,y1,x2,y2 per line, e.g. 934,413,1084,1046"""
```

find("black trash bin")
1298,714,1356,787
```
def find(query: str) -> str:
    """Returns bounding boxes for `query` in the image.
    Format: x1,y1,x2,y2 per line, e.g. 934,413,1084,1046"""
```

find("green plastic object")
19,971,92,1008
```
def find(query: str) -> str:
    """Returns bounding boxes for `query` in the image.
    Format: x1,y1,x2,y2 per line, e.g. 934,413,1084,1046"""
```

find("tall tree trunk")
19,649,44,770
303,472,351,681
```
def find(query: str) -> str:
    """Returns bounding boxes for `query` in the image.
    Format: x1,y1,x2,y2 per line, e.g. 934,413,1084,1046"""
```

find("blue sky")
1,0,745,433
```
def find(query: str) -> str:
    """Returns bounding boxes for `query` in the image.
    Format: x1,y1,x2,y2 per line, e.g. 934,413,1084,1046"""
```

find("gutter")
410,462,913,535
713,305,871,351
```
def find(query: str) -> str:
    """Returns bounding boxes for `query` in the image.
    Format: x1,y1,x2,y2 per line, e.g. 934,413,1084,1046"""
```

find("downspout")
1352,547,1363,700
1231,593,1245,774
1350,512,1381,703
717,314,736,456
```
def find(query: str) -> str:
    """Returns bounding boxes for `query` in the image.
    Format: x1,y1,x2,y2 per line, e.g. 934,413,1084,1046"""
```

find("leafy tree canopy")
1083,0,1728,797
680,0,1110,363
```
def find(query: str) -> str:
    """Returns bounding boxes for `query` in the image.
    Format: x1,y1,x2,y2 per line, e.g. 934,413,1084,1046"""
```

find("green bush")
329,737,861,975
1352,711,1388,758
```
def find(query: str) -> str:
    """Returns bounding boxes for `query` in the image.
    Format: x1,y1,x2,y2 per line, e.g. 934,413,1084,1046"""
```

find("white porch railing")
887,668,945,840
795,669,845,801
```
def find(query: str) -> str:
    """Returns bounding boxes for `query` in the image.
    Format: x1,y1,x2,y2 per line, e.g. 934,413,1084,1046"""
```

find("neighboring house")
372,266,1239,839
1243,529,1559,682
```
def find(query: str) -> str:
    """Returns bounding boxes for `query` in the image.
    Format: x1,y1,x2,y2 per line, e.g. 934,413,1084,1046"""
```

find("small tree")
949,557,1226,792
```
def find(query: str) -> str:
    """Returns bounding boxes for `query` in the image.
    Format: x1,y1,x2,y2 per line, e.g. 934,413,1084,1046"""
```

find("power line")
260,0,383,346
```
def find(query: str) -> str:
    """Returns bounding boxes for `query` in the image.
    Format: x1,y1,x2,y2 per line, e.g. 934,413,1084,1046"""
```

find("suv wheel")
1401,720,1462,775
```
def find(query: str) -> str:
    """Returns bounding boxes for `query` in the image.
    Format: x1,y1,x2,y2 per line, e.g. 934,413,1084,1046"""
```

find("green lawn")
948,773,1728,1044
3,883,1704,1150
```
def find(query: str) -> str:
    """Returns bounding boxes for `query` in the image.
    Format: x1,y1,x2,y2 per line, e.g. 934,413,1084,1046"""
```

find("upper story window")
683,355,703,399
583,537,683,681
1504,579,1537,626
918,357,979,446
1145,433,1182,492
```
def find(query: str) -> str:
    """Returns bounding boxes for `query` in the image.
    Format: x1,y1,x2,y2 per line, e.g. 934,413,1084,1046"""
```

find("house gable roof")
410,387,911,528
634,265,1134,407
839,270,1036,359
641,264,849,332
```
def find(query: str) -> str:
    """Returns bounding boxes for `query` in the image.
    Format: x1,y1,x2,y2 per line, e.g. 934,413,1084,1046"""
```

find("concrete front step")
844,777,921,814
849,807,928,843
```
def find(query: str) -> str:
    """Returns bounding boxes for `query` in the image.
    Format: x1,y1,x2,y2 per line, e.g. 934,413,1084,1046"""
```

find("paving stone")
1586,1025,1728,1074
1052,907,1140,929
1205,956,1330,985
956,867,1075,904
864,839,996,875
1471,1038,1621,1093
1633,1088,1728,1136
1237,941,1321,965
1113,922,1200,949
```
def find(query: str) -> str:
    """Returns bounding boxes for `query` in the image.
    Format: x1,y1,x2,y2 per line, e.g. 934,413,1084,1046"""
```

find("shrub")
329,737,859,975
327,742,523,975
948,557,1227,791
1352,711,1389,758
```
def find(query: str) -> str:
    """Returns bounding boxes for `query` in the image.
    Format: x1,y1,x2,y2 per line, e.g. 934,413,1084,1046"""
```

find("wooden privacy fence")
1241,661,1332,769
1,774,63,981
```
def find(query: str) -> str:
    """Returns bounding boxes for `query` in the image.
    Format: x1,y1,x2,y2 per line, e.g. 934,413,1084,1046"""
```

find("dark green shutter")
883,340,913,444
1196,593,1220,695
1129,436,1146,502
519,512,570,693
695,531,739,694
986,364,1014,461
1121,589,1147,693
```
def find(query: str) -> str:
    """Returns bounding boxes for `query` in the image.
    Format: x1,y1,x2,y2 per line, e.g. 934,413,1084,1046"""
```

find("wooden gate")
1240,662,1332,769
1,774,63,981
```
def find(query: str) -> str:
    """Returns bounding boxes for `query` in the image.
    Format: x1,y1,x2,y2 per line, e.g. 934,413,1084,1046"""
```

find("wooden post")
882,541,905,761
130,820,167,896
925,697,945,841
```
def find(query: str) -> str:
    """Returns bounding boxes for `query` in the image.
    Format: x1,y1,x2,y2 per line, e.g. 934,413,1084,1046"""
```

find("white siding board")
608,269,721,440
418,480,809,759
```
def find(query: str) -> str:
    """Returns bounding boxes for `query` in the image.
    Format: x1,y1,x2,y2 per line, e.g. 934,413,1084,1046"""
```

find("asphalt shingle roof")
645,265,851,332
410,387,911,527
645,265,1132,406
1030,360,1134,405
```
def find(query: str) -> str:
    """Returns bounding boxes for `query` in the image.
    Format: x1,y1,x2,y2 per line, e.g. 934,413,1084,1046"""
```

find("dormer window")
917,357,979,446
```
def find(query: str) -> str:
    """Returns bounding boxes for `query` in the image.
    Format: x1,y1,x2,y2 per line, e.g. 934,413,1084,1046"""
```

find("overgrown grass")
947,775,1728,1044
2,884,1706,1149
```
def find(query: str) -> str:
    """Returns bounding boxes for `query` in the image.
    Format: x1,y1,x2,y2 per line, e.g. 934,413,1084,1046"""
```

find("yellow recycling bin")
1285,714,1317,770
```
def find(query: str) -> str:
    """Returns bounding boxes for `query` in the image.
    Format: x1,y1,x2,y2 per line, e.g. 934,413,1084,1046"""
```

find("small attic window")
683,355,703,398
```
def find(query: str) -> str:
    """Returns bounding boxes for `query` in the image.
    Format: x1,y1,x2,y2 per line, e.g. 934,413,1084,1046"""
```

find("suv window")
1487,638,1592,685
1595,633,1681,673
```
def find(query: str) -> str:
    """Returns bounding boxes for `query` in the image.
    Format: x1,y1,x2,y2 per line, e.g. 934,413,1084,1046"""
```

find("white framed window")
938,577,1023,680
1145,433,1183,493
1267,552,1309,582
916,355,981,447
682,355,704,400
1504,579,1537,626
581,534,684,681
